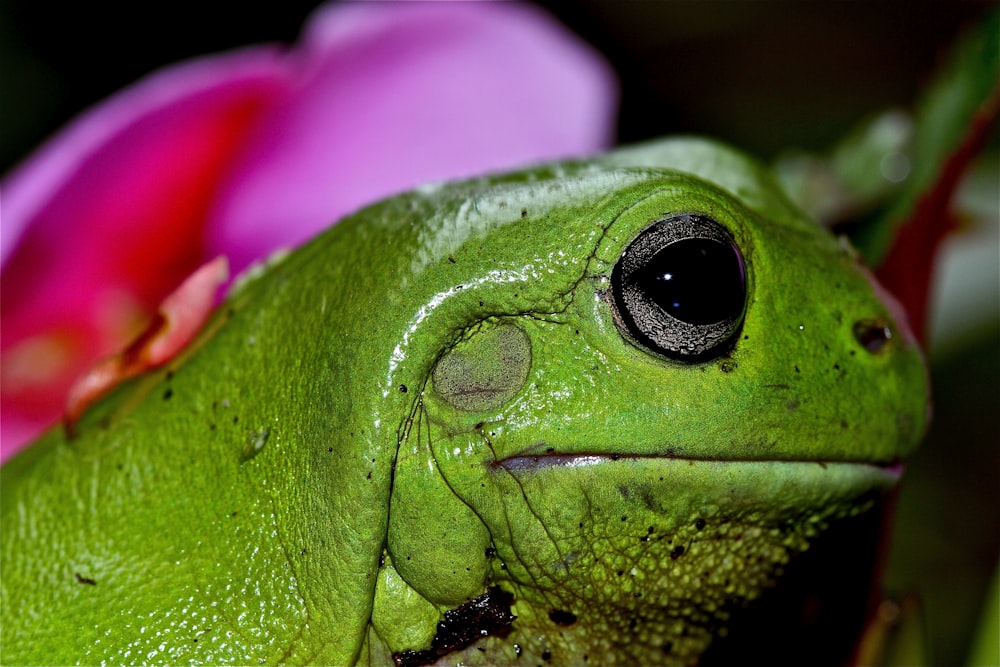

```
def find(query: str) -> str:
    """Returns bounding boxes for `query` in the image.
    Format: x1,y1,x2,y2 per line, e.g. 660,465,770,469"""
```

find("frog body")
0,138,927,666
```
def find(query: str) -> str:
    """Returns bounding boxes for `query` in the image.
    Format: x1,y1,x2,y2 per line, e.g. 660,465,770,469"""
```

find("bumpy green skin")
1,138,927,666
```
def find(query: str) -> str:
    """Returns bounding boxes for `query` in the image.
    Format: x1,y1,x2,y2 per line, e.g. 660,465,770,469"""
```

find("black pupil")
634,238,744,325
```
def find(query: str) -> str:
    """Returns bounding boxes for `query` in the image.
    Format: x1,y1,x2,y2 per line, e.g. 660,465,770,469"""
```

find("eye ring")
609,213,747,362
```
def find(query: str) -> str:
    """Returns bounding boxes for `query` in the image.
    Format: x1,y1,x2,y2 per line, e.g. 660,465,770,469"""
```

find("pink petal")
1,49,288,457
64,256,229,433
208,1,618,272
2,48,287,266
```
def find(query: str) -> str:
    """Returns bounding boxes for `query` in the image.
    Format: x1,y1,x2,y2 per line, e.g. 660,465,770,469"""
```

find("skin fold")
0,138,927,666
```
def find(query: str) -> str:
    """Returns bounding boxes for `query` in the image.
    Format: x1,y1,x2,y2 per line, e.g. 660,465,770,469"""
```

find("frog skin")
0,137,927,666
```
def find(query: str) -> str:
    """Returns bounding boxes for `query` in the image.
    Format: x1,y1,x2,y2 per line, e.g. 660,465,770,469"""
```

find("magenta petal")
208,2,618,272
2,48,288,266
1,48,289,457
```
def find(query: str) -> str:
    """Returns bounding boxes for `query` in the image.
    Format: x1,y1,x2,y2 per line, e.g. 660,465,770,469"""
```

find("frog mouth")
491,451,904,480
487,452,905,519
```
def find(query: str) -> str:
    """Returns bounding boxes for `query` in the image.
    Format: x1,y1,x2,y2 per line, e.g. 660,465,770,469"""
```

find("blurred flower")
0,1,617,459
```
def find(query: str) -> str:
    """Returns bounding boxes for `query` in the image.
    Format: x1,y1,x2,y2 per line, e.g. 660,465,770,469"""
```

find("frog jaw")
425,454,897,667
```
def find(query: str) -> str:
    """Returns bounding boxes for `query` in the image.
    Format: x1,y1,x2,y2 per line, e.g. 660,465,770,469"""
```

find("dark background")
2,1,994,169
2,2,997,665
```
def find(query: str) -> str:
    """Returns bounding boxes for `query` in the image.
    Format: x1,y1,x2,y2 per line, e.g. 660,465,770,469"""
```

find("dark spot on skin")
638,489,657,511
648,526,656,534
392,587,515,667
300,549,307,556
786,398,800,411
75,573,96,586
448,256,457,264
695,518,706,530
367,472,372,480
794,365,801,373
399,385,408,393
162,388,173,400
521,208,528,218
628,618,638,630
542,649,552,661
548,609,577,626
230,511,238,517
617,570,625,576
485,547,497,558
165,370,174,381
232,416,239,424
328,447,334,453
671,546,686,560
479,301,484,307
854,319,892,353
841,420,850,430
662,641,674,653
718,359,737,373
621,515,628,522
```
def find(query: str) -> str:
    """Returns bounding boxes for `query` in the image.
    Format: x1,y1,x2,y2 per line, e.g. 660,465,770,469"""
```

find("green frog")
0,138,927,666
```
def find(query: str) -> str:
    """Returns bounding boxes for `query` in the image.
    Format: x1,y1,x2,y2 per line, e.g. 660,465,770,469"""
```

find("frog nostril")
853,319,893,354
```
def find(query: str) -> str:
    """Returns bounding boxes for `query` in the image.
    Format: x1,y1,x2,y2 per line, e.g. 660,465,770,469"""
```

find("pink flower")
0,2,617,460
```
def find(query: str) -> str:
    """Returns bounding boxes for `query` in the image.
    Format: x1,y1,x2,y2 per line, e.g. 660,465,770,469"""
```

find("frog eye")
610,213,747,362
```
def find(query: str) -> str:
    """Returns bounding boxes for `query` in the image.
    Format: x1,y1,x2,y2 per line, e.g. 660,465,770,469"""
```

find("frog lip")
491,452,904,478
